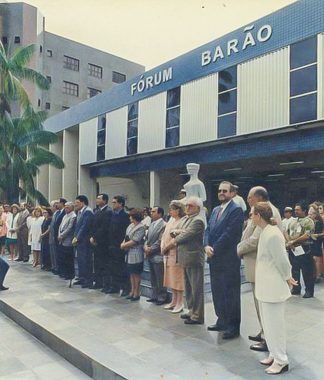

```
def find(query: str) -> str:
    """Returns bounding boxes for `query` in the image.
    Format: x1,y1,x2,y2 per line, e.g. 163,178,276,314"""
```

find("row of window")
1,36,20,44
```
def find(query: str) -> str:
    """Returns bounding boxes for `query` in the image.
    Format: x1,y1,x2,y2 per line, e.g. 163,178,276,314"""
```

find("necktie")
217,207,223,221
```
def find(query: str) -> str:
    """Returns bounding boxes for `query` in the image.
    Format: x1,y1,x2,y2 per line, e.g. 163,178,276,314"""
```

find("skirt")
127,262,143,275
31,241,41,251
6,237,17,245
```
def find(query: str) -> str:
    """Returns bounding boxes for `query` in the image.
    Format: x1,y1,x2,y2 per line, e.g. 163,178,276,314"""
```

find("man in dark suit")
107,195,130,295
54,198,67,276
205,181,244,339
72,195,94,288
90,193,112,289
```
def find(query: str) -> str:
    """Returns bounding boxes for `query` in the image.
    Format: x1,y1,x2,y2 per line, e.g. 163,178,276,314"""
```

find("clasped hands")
205,245,214,258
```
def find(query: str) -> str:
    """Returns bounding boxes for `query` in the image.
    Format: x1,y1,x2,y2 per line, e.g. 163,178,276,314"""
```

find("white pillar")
62,129,79,201
36,144,49,202
48,135,63,201
150,171,160,207
78,166,97,209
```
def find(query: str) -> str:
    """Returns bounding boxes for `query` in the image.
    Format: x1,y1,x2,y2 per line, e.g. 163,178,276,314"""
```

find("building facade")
42,0,324,211
0,2,145,116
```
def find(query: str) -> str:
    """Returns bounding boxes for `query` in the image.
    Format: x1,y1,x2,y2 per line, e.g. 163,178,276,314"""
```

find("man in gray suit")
144,206,166,305
16,202,30,262
170,196,205,325
237,186,282,352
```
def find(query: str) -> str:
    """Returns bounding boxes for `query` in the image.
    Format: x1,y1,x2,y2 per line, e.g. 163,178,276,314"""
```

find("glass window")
45,102,51,110
290,64,317,97
127,120,138,138
87,87,101,98
97,146,105,161
290,93,317,124
218,66,237,93
166,127,179,148
218,89,237,115
47,50,52,57
127,137,137,155
98,114,106,130
290,37,317,70
97,130,106,146
88,63,103,79
167,87,181,108
218,113,237,138
63,81,79,96
14,36,20,43
128,102,138,121
63,55,79,71
2,37,8,44
112,71,126,83
166,107,180,128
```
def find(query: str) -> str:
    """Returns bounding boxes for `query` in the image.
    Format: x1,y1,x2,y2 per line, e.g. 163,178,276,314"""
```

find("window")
14,36,20,43
63,81,79,96
88,63,103,78
87,87,101,98
47,50,52,57
63,55,79,71
127,102,138,155
97,114,106,161
40,45,43,53
37,99,41,107
112,71,126,83
218,65,237,138
1,37,8,44
289,37,317,124
165,87,181,148
46,76,51,83
45,102,51,110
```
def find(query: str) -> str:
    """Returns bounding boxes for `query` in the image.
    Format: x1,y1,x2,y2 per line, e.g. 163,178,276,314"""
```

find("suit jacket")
16,209,30,236
109,209,130,249
58,212,76,246
91,205,112,246
204,200,244,269
49,210,59,245
145,218,166,263
54,209,66,243
175,214,205,268
255,224,291,303
74,207,94,244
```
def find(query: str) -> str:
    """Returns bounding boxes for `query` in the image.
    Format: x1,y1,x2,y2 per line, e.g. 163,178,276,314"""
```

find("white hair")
185,196,203,211
64,201,74,208
50,200,59,207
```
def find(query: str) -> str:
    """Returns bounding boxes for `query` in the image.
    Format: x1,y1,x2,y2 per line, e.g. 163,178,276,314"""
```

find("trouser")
149,260,167,301
209,259,241,332
0,256,9,285
251,282,264,337
17,229,29,260
50,243,57,271
41,244,51,269
76,242,93,284
289,250,315,295
62,245,75,280
259,301,288,365
110,247,129,291
184,265,204,323
56,242,64,275
93,245,108,287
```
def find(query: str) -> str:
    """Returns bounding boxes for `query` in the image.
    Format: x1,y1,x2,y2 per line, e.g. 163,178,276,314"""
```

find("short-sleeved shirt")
289,216,315,249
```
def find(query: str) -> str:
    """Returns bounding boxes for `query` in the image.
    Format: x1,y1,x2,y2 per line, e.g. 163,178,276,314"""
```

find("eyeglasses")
218,189,228,193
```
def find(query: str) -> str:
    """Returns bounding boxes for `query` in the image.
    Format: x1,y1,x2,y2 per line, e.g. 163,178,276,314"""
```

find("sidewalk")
0,260,323,380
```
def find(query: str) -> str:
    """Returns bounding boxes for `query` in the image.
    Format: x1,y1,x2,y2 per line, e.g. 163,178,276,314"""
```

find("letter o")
257,25,272,42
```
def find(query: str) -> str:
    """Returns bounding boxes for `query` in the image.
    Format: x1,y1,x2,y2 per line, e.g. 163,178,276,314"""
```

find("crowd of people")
0,182,324,375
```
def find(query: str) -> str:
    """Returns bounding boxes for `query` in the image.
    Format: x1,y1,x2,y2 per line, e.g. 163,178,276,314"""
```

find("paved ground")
1,259,324,379
0,313,91,380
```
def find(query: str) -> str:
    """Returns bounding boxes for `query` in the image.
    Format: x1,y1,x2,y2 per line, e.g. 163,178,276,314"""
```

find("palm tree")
0,41,64,204
0,41,49,115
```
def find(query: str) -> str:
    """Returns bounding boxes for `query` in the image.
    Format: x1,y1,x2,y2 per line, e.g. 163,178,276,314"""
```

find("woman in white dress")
252,202,297,375
29,207,44,267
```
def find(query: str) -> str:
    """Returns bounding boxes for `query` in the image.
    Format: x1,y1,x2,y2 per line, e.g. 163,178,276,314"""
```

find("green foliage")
0,41,64,204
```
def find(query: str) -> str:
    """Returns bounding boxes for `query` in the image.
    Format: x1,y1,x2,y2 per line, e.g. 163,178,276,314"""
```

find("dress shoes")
155,300,167,306
106,288,119,294
14,258,23,262
0,285,9,291
260,357,274,366
126,295,133,299
208,323,227,332
303,292,313,298
131,296,140,301
146,298,157,303
73,280,83,286
222,330,240,339
164,303,175,310
180,313,191,320
291,289,301,295
248,332,263,342
250,341,268,352
184,318,203,325
171,305,183,313
23,259,29,263
265,362,289,375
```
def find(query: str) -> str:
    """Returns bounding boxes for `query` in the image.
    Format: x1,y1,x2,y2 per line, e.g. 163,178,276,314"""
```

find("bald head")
247,186,269,207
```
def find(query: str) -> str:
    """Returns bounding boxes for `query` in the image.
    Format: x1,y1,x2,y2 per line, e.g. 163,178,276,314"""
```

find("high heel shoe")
260,357,274,366
265,362,289,375
171,304,184,313
164,303,175,310
131,296,140,301
126,295,133,300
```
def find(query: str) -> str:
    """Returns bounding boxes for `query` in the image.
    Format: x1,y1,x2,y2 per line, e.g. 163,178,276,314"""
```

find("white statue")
183,163,207,226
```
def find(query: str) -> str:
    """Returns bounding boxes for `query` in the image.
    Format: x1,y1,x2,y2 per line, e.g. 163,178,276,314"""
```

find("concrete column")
48,134,63,201
150,171,160,207
62,129,79,201
78,166,97,209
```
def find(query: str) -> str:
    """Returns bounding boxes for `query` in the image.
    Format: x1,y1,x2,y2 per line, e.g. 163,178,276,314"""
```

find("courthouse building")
43,0,324,211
